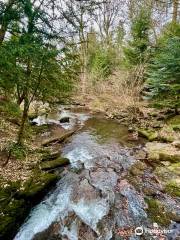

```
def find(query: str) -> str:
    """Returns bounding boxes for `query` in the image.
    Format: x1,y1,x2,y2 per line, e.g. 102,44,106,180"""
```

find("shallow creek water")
14,107,179,240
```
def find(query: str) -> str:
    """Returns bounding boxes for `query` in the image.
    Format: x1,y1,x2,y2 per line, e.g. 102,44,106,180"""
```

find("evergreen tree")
147,23,180,109
124,8,151,66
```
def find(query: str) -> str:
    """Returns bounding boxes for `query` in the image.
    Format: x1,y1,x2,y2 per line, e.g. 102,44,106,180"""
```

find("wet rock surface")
14,109,180,240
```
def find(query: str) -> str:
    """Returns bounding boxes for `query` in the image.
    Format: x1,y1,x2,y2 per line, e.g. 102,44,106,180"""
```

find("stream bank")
14,106,180,240
0,102,180,240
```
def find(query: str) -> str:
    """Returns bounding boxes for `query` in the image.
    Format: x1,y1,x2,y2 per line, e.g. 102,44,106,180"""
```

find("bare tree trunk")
172,0,179,22
17,98,28,145
17,58,31,145
0,24,7,45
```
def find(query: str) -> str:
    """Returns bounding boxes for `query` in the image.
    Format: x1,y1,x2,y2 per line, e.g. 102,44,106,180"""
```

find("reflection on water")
81,116,141,147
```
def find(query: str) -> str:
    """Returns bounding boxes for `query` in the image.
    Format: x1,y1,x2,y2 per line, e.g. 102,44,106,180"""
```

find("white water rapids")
14,108,178,240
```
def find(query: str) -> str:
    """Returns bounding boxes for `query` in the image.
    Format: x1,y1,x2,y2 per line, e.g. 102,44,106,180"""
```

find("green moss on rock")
130,161,146,176
159,152,180,162
0,199,26,239
168,162,180,174
40,157,70,171
138,129,158,141
165,180,180,198
155,162,180,185
0,170,59,239
167,115,180,131
146,142,180,162
158,126,176,142
145,198,176,227
0,181,27,240
19,171,58,198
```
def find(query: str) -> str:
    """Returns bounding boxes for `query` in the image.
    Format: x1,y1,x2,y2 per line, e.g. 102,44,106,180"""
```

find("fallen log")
40,157,70,170
42,130,76,146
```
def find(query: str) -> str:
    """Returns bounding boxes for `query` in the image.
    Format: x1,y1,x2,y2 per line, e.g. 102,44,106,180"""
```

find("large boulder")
154,162,180,198
0,171,58,240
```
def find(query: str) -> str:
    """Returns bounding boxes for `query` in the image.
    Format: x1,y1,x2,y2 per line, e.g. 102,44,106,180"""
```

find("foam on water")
32,108,90,130
14,181,73,240
71,198,109,233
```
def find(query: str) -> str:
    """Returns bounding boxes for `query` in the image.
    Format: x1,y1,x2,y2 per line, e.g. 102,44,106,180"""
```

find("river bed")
14,107,180,240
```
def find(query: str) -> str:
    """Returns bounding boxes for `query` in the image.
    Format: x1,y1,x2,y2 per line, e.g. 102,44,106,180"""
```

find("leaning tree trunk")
172,0,179,22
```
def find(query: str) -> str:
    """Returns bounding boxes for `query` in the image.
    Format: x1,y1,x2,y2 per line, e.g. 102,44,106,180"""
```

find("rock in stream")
14,110,180,240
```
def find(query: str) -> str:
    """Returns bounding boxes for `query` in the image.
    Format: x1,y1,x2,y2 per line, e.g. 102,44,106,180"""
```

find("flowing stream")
14,107,179,240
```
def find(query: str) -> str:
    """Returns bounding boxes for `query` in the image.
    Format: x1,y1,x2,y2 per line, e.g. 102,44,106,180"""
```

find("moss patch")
130,161,146,176
145,198,176,227
0,170,59,240
40,157,70,171
167,115,180,131
20,171,58,199
165,181,180,198
0,181,27,240
146,142,180,162
138,129,158,141
0,199,26,240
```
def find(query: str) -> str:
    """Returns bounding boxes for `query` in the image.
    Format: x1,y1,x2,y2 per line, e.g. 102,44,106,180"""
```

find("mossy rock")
138,129,158,141
165,180,180,198
0,181,27,240
0,199,27,240
40,157,70,171
168,162,180,174
159,152,180,162
154,162,180,198
19,172,58,199
126,175,142,192
0,172,58,239
145,198,177,227
130,161,146,176
146,142,180,162
167,115,180,125
41,151,60,162
155,162,180,180
42,130,75,146
158,126,176,143
167,115,180,131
